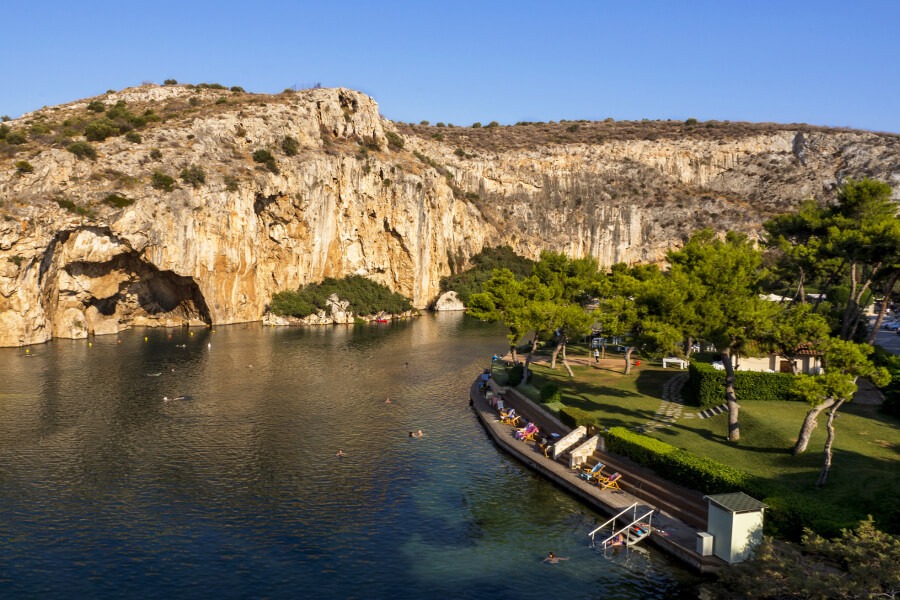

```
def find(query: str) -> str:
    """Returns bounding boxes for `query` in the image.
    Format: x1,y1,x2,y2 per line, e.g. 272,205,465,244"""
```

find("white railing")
589,503,655,548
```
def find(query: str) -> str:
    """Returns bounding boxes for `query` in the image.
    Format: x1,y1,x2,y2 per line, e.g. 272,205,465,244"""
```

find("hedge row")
682,362,798,408
603,426,860,539
605,426,758,494
559,406,601,430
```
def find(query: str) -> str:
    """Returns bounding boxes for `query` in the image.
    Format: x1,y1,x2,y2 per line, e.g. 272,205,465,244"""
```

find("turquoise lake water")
0,313,698,598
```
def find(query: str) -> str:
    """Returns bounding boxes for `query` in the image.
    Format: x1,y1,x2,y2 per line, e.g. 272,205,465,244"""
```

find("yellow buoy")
88,342,92,347
190,331,194,336
144,337,148,342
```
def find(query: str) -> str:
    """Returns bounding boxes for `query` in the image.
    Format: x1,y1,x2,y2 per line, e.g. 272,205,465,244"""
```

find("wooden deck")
471,377,726,574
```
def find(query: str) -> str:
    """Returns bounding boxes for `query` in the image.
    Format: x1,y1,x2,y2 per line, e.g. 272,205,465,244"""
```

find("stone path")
641,373,694,432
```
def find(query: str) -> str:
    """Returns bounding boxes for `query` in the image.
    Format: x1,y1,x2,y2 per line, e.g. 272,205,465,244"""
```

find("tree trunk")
624,346,634,375
550,341,562,369
523,336,540,384
867,270,899,345
841,262,879,341
792,397,837,455
686,336,694,359
560,343,574,377
721,347,740,442
816,399,846,487
509,344,518,365
792,267,806,304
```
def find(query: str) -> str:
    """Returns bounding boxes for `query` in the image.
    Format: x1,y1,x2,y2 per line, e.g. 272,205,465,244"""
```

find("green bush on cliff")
66,141,97,160
180,165,206,188
270,275,413,318
439,246,536,304
151,170,176,192
252,149,280,174
281,136,299,156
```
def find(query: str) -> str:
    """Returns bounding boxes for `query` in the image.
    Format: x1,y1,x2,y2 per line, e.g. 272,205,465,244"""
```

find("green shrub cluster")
56,198,93,217
179,165,206,188
540,383,562,404
81,101,161,142
270,275,413,318
385,131,404,150
281,136,299,156
15,160,34,174
4,129,27,145
873,347,900,419
683,362,798,408
223,175,239,192
103,193,134,208
252,149,279,174
505,363,524,386
438,246,536,304
66,141,97,160
559,406,601,430
151,170,175,192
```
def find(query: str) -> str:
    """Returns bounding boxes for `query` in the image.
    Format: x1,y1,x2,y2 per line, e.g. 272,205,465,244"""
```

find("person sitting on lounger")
515,422,538,440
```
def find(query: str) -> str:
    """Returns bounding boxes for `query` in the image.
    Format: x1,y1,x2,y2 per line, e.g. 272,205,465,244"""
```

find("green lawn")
501,348,900,534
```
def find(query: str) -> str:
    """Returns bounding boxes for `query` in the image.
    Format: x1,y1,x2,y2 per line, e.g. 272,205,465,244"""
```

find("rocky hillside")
0,84,898,346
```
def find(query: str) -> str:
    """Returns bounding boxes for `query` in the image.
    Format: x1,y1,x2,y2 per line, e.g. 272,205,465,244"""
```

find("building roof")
705,492,768,513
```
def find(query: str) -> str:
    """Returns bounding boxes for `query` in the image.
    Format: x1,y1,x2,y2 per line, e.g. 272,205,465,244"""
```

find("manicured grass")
497,347,900,533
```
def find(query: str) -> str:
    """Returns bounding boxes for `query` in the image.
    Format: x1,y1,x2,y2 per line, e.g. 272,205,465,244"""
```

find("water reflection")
0,314,695,598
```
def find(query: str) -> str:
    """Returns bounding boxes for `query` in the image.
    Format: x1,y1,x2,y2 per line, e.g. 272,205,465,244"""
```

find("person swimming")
543,551,569,564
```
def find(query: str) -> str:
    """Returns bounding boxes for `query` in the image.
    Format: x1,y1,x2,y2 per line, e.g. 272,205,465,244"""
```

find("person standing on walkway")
593,348,600,365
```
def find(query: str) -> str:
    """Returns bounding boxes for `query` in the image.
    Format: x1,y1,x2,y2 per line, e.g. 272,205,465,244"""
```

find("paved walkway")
472,376,724,573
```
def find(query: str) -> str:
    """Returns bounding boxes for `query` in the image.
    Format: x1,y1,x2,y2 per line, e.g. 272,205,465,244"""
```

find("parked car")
885,321,900,331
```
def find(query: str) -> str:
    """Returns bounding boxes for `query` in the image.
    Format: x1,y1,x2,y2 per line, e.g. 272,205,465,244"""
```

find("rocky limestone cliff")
0,85,898,346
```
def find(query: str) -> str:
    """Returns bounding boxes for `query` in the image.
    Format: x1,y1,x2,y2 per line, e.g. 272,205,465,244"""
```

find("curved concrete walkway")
472,375,725,573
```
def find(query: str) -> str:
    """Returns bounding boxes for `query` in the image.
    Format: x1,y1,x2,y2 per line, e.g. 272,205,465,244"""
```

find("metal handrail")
589,502,639,539
598,509,654,548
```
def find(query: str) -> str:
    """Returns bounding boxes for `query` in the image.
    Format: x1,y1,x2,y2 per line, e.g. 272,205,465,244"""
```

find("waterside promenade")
470,375,727,574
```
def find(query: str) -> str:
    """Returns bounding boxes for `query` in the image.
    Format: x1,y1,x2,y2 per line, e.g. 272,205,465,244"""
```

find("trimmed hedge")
603,426,859,539
605,427,758,494
559,406,601,430
506,364,524,386
683,362,798,408
540,383,562,404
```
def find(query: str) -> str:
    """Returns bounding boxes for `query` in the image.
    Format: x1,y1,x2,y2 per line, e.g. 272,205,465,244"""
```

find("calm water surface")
0,313,697,598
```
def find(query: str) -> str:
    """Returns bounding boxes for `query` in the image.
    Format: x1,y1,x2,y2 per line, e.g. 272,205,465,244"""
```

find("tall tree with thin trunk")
791,339,889,489
668,230,777,442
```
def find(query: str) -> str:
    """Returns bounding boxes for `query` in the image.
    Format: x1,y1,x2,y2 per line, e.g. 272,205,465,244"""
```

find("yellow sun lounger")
597,472,623,491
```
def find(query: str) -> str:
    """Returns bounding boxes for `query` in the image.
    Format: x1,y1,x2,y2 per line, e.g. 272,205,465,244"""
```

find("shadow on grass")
656,420,794,456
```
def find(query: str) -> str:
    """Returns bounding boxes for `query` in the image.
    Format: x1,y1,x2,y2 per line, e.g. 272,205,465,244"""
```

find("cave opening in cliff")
132,270,211,324
59,252,212,328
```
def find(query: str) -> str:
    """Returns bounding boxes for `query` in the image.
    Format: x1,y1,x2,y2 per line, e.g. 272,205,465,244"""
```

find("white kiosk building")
703,492,768,564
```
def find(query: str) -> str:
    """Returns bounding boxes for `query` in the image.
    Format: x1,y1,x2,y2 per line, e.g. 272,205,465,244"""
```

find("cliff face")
0,85,898,346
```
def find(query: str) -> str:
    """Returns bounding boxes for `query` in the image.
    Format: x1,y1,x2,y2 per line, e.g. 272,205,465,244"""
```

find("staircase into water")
589,502,655,549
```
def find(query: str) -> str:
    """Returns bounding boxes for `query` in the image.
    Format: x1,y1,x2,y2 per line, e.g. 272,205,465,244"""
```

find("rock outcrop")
434,291,466,312
0,84,897,346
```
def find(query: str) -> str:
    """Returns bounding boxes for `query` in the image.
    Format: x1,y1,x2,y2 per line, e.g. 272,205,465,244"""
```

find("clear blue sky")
4,1,899,133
